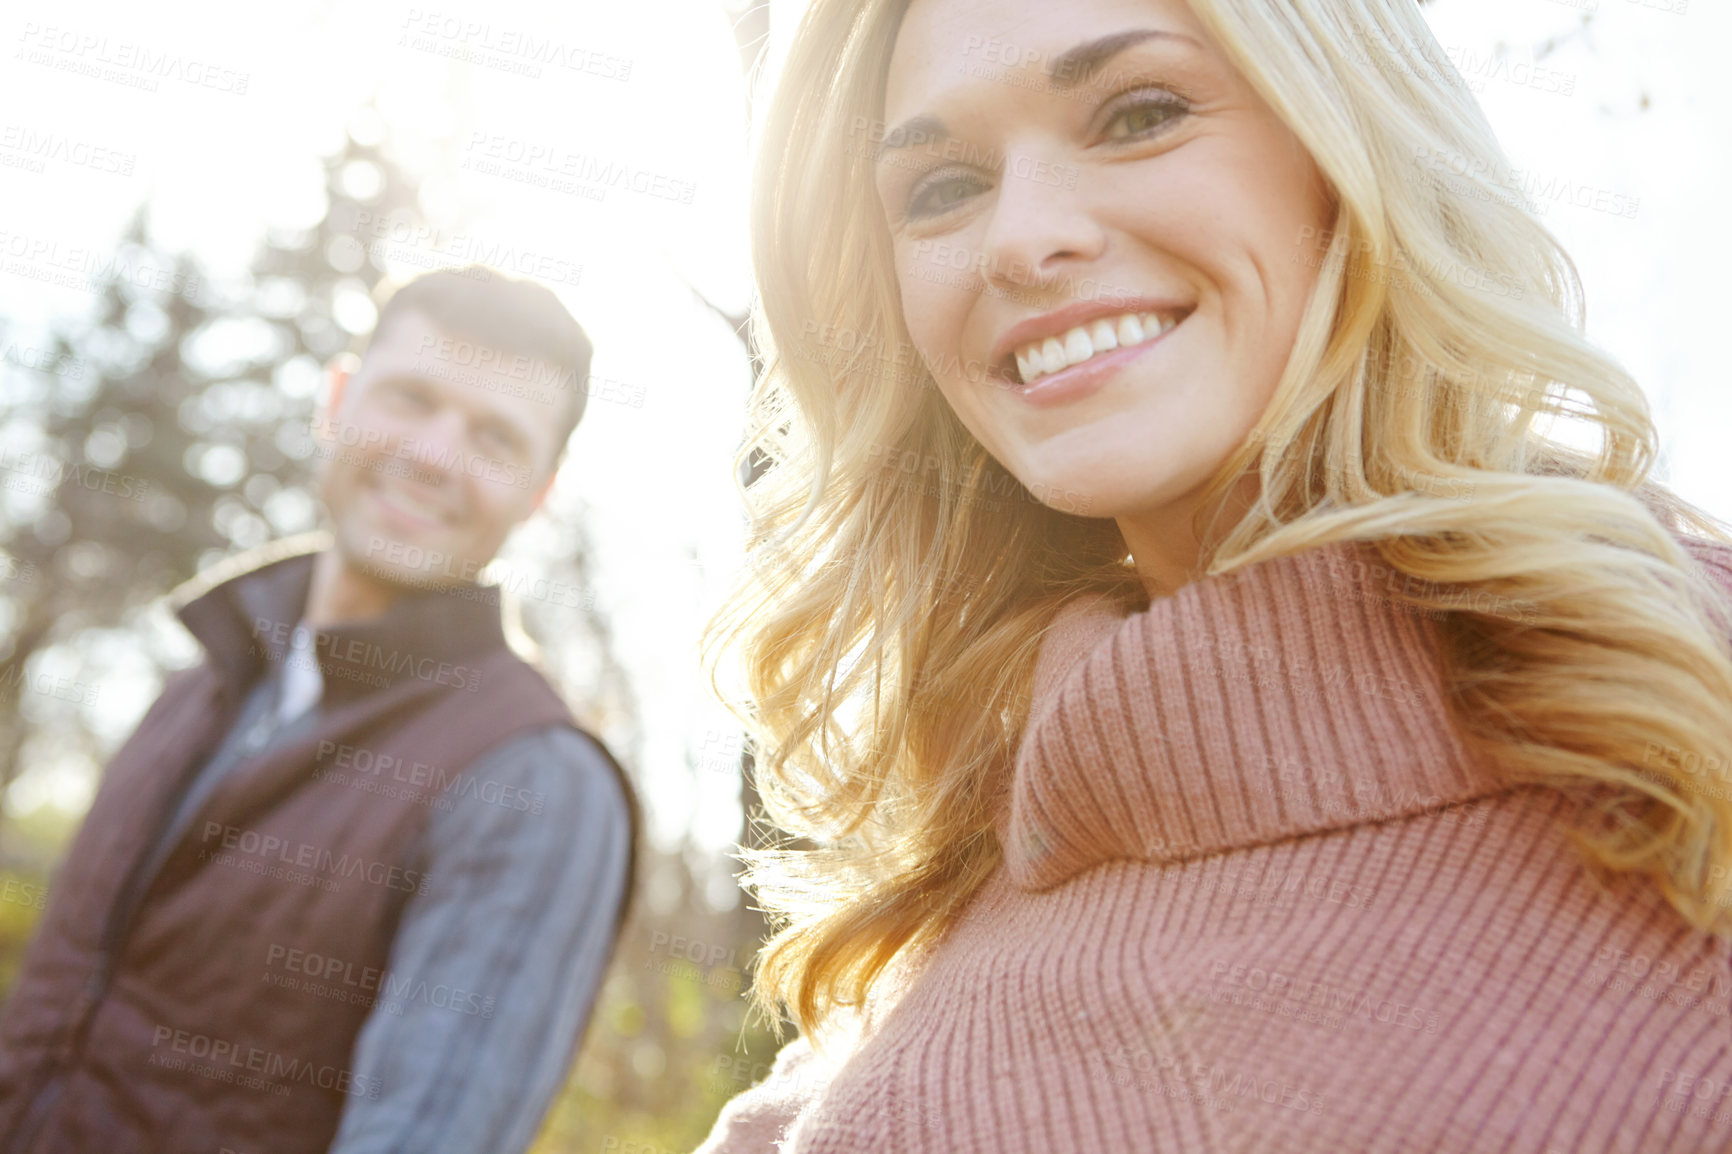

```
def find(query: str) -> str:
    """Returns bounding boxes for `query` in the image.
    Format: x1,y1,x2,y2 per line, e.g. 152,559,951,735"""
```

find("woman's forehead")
883,0,1214,113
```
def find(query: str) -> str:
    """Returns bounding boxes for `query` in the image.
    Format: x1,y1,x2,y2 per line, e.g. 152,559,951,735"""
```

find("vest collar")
171,532,510,707
995,542,1511,891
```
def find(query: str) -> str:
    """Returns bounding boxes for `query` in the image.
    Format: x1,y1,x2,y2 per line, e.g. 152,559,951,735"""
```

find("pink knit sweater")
696,540,1732,1153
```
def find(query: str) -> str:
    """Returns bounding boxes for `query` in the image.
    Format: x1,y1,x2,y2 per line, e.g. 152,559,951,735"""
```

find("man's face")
312,308,571,590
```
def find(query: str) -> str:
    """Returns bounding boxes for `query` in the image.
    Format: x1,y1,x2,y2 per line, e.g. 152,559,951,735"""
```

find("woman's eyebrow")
1045,28,1203,90
875,113,949,166
875,28,1203,165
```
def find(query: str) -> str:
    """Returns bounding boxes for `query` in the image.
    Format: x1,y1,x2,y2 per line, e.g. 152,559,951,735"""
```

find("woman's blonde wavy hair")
703,0,1732,1044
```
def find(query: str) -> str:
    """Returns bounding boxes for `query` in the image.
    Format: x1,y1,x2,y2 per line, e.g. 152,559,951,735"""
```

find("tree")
0,118,416,864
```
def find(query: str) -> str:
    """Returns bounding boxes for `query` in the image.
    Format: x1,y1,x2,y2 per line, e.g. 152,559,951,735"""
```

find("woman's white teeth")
1015,312,1178,384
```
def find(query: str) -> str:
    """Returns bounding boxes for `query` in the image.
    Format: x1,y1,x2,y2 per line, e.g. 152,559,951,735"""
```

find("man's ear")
529,466,558,516
316,353,363,438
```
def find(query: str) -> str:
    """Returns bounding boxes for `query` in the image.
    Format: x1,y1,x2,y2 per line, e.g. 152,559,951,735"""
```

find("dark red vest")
0,536,636,1154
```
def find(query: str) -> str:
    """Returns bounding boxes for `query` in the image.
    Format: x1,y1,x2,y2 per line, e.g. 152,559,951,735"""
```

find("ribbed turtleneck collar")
995,541,1513,891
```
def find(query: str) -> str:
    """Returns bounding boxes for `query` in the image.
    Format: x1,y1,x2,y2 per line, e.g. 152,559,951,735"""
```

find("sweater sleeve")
692,1035,829,1154
690,934,930,1153
1683,536,1732,604
326,724,631,1154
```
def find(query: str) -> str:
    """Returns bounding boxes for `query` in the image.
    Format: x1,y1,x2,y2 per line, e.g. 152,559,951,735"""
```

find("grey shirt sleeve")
327,724,631,1154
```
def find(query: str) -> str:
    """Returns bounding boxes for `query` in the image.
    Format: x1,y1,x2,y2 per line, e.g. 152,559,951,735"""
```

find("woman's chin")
1007,463,1206,525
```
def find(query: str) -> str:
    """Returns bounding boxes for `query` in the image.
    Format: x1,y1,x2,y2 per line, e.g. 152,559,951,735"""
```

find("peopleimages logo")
460,132,697,204
0,123,136,176
397,10,633,81
198,821,431,895
249,616,480,692
1206,959,1442,1034
311,412,536,490
15,22,251,94
0,228,202,300
315,739,547,814
0,444,150,502
344,209,583,287
263,943,497,1018
148,1026,380,1099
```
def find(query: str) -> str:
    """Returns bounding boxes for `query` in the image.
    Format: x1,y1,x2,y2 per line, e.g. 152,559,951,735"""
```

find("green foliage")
533,946,788,1153
0,870,49,996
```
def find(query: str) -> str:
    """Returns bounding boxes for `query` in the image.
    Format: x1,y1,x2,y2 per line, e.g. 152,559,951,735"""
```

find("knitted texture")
696,540,1732,1153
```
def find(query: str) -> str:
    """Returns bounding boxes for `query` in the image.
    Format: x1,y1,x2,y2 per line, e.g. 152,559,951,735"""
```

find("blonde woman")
698,0,1732,1150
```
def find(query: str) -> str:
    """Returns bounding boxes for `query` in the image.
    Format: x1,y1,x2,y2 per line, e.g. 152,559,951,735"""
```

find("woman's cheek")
896,276,957,380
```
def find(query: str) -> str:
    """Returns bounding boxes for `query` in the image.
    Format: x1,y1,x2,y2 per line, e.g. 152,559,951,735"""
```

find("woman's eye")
907,172,988,220
1102,96,1188,142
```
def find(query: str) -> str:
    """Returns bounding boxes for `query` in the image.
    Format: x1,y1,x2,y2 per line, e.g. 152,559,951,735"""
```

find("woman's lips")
1000,313,1185,409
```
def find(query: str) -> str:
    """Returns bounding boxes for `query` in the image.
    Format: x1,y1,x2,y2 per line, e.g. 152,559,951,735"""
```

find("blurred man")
0,266,637,1154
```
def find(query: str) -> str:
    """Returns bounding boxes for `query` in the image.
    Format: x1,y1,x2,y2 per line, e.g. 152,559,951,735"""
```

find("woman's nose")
977,152,1107,291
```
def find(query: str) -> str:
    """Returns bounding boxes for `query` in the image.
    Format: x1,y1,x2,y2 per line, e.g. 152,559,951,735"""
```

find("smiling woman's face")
876,0,1333,570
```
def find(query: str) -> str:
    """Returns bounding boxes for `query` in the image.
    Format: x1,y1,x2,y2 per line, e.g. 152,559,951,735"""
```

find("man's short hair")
361,266,594,464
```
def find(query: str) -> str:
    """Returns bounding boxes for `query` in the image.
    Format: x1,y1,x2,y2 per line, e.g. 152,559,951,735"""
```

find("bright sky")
0,0,1726,874
0,0,760,865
